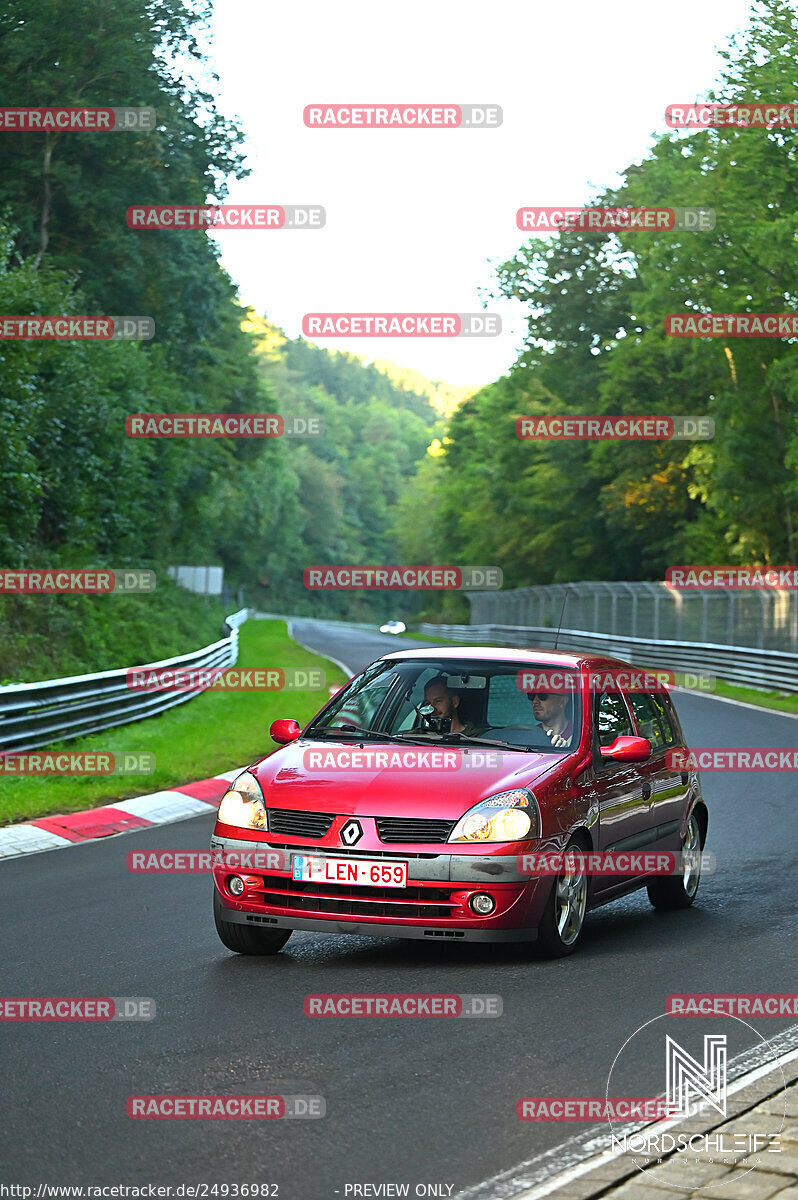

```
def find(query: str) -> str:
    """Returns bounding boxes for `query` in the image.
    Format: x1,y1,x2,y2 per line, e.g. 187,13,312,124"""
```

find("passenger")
529,690,573,747
422,676,486,736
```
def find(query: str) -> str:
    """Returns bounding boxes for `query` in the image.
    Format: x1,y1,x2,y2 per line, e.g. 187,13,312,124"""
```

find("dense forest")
396,0,798,588
0,0,467,676
0,0,796,677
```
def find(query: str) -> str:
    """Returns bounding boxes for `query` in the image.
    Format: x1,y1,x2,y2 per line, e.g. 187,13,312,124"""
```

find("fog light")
469,893,495,915
227,875,245,896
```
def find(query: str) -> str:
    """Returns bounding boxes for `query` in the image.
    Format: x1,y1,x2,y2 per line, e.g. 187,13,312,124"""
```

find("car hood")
251,738,559,818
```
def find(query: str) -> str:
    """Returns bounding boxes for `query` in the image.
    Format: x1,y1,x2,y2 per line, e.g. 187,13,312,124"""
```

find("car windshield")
306,657,582,753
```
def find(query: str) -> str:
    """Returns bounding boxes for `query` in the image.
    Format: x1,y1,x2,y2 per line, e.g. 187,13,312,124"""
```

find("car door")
626,690,689,849
584,690,651,893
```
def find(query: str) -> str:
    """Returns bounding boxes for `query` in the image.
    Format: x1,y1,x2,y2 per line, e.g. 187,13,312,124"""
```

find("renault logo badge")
340,818,363,846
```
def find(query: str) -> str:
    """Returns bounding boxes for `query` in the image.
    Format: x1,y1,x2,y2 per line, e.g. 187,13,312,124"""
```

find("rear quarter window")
628,692,677,749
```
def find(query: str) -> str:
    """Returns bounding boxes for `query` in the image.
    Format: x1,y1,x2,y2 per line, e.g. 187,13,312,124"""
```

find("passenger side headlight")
217,771,268,831
449,789,539,843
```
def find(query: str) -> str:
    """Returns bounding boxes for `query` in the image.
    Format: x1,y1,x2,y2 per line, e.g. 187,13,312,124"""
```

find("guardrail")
0,609,249,754
416,623,798,693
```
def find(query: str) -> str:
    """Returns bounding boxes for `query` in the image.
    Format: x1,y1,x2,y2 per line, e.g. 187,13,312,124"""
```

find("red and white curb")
0,766,247,862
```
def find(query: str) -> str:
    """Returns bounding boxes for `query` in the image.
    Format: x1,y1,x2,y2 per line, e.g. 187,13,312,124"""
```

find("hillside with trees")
395,0,798,595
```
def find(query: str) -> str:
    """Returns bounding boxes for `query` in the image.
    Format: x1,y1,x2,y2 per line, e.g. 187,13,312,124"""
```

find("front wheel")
647,812,703,910
535,840,589,958
213,890,292,955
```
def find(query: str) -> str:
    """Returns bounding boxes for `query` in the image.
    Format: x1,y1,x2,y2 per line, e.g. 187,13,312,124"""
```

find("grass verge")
0,619,343,827
709,678,798,715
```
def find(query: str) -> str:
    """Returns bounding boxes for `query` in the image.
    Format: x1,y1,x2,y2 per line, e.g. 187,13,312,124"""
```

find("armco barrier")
0,609,249,754
416,623,798,693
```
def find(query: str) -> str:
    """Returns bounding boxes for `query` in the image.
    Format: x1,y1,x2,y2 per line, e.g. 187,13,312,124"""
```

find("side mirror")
600,735,652,763
270,718,302,745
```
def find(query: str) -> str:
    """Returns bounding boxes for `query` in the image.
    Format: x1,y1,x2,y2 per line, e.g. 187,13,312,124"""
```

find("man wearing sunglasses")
529,689,574,748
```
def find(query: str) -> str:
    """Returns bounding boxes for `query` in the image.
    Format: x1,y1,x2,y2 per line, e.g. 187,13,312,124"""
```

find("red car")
211,647,707,957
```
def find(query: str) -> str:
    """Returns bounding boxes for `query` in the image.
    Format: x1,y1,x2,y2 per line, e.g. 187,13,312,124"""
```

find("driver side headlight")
217,771,268,831
448,789,539,843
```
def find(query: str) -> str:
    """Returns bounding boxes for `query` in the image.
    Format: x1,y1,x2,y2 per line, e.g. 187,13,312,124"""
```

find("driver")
422,676,487,736
529,690,573,747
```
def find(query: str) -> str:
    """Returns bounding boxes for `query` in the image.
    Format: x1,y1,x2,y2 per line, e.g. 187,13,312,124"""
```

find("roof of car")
379,645,636,670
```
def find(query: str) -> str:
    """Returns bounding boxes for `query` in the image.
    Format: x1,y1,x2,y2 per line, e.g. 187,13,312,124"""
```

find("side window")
596,692,634,748
633,691,676,744
355,676,398,727
326,667,398,730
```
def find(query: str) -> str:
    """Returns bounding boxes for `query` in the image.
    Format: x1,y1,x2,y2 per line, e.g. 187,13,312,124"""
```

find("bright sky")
209,0,754,388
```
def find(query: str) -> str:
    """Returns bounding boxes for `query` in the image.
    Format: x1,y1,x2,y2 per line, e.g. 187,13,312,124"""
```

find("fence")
466,581,798,652
416,622,798,693
0,609,249,755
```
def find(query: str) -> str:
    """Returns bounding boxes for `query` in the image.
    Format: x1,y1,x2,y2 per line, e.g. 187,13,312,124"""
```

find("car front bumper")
211,834,548,941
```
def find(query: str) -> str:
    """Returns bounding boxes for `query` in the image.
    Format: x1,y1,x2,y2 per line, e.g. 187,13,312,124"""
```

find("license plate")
291,854,408,888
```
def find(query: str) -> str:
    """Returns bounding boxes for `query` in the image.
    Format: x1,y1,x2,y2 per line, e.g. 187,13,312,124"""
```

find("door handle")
641,782,652,801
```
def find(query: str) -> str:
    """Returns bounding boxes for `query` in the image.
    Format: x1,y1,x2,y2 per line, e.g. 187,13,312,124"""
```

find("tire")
535,838,589,958
213,890,292,955
647,811,703,910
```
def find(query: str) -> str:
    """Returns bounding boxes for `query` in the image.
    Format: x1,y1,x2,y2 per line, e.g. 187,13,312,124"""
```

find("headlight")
449,789,539,843
217,771,267,831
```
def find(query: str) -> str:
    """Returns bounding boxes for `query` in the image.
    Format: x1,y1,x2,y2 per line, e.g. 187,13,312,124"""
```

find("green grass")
0,619,344,827
404,630,798,712
709,678,798,714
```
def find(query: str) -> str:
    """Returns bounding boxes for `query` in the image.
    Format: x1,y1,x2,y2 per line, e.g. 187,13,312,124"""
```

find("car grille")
258,876,457,920
376,816,456,844
266,809,336,839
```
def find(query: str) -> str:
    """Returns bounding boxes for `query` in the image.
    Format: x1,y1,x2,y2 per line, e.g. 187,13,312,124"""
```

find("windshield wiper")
394,731,532,752
307,725,426,744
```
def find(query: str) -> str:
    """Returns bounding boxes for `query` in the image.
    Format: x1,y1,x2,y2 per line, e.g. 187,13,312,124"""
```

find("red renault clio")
211,647,707,957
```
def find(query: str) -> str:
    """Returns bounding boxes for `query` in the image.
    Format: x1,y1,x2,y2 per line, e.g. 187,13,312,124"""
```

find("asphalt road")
2,619,797,1199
